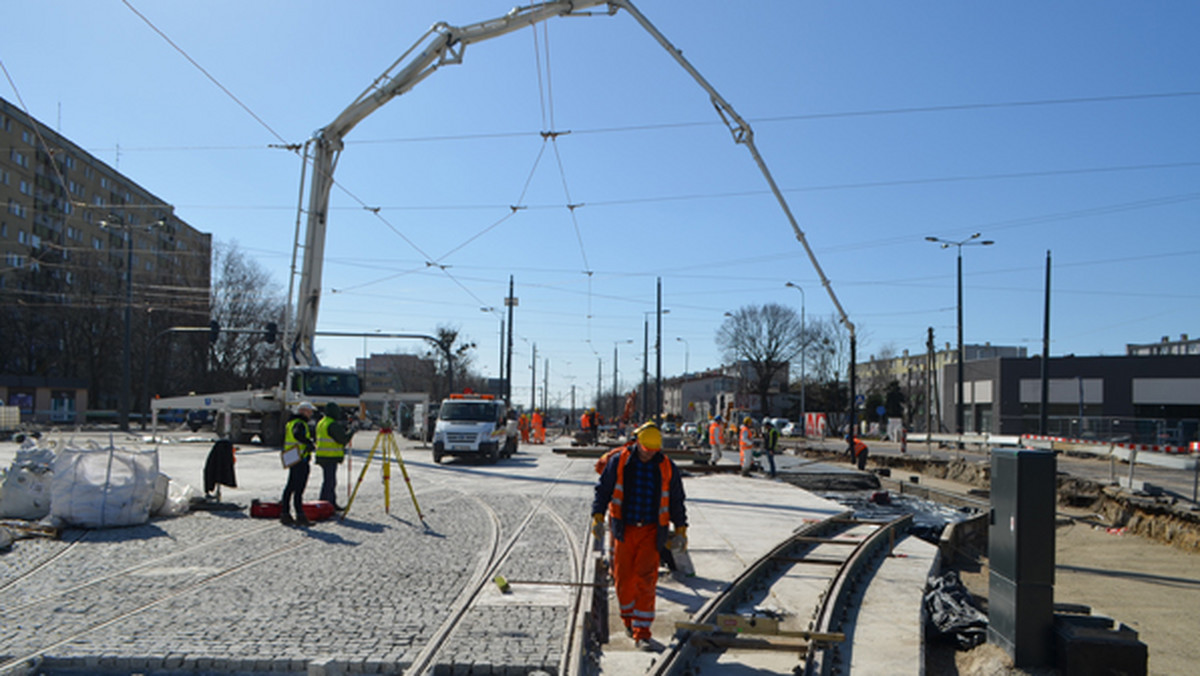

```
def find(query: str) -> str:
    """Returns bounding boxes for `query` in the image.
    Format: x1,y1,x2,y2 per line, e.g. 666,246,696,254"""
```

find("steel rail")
803,514,913,676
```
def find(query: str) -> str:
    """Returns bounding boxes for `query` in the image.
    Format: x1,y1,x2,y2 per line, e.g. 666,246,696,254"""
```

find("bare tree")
716,303,806,417
425,324,477,400
207,241,285,391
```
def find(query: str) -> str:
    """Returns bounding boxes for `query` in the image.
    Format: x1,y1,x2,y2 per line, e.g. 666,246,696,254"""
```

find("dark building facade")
950,355,1200,445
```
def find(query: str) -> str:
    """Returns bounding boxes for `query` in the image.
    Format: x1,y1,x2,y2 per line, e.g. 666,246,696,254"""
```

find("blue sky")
3,1,1198,407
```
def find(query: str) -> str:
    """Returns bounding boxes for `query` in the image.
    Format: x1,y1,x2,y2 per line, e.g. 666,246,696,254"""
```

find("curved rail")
647,513,913,676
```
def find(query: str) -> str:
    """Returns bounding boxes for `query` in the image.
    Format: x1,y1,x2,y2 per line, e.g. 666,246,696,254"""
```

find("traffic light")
209,320,220,343
264,322,277,344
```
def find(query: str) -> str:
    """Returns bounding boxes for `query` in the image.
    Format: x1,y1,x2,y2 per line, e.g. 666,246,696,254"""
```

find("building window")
30,234,40,249
63,154,75,170
18,180,32,196
100,177,108,189
93,237,102,250
21,130,33,144
8,200,26,219
0,169,8,185
10,149,28,168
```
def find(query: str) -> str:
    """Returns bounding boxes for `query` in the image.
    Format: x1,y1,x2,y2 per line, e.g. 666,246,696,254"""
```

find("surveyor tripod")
342,427,425,525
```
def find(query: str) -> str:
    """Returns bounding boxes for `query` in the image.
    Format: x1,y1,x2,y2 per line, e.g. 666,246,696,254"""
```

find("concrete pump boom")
289,0,612,368
288,0,856,440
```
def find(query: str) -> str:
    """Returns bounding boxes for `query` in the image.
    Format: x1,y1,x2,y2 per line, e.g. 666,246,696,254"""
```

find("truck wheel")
503,437,516,457
260,414,282,447
433,448,444,464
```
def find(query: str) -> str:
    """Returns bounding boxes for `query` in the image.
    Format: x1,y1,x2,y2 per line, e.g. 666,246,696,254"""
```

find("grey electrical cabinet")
988,448,1056,667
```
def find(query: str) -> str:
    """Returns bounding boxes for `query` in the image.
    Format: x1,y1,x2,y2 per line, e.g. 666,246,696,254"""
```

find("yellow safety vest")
284,418,311,459
315,416,344,459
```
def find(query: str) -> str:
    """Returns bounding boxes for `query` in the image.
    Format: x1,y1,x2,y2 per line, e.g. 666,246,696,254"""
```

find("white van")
431,393,517,464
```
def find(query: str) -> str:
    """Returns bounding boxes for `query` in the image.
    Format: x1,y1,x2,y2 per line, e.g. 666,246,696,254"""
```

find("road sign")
876,405,887,416
855,394,865,406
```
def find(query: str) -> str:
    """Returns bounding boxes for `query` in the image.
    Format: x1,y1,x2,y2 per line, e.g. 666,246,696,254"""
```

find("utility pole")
543,358,549,412
927,327,934,455
1040,250,1051,436
505,276,516,405
530,343,537,413
655,277,663,424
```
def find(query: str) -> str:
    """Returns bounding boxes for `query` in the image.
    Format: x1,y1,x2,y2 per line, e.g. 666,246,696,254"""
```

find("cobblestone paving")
0,441,598,676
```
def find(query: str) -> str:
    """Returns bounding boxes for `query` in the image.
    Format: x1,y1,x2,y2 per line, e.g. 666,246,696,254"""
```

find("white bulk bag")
51,447,159,528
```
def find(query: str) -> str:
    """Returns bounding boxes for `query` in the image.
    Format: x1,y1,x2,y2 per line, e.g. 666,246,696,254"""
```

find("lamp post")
612,339,633,420
926,233,994,443
676,337,689,375
785,282,807,436
100,213,165,432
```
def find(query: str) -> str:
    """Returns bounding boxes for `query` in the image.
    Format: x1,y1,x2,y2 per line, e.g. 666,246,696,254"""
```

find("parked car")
782,421,804,437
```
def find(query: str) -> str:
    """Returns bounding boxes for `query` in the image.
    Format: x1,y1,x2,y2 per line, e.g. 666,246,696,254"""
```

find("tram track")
0,537,310,674
644,512,914,675
405,459,587,676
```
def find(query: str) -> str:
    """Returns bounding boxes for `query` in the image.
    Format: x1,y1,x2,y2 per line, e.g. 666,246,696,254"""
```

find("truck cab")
431,393,517,464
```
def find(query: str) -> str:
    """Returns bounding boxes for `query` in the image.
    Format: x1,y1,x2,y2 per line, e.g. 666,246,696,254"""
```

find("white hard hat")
296,401,315,413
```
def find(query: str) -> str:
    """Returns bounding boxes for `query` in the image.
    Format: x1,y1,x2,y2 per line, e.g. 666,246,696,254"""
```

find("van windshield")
439,401,498,423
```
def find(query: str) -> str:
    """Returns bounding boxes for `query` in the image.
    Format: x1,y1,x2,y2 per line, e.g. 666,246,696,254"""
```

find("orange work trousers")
613,522,660,640
520,428,529,443
534,426,545,444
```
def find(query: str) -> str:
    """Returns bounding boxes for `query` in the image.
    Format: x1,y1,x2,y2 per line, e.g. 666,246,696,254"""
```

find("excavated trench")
795,445,1200,553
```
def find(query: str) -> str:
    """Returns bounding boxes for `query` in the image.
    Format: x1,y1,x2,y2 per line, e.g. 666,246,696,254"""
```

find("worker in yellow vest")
281,402,315,526
315,402,352,510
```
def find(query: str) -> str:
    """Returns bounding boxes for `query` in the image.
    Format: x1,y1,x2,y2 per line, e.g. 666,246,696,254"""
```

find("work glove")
591,514,605,541
673,526,688,551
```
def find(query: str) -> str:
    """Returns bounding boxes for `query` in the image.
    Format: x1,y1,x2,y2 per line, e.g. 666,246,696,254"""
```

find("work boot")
280,513,294,526
295,514,312,527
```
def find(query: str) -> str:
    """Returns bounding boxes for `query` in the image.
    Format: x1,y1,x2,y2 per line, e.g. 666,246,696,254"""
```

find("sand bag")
51,446,159,528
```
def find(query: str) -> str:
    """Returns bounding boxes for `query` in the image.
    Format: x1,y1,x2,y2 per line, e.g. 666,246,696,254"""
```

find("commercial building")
0,96,211,421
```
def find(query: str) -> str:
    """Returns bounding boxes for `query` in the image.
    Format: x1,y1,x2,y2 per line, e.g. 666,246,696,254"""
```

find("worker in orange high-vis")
738,416,756,476
532,409,545,444
518,413,531,444
592,421,688,652
852,437,869,470
707,415,724,465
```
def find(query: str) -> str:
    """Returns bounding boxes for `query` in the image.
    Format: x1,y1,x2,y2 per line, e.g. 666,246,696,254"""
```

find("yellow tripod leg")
341,431,382,520
386,430,426,525
382,436,392,514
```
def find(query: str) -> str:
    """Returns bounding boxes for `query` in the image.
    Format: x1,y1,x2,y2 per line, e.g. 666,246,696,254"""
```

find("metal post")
505,276,515,406
655,277,663,425
530,343,537,413
121,229,133,432
613,343,619,420
642,318,649,422
1040,250,1051,435
956,247,964,444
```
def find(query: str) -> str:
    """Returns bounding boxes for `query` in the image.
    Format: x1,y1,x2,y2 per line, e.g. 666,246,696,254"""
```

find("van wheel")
433,448,444,464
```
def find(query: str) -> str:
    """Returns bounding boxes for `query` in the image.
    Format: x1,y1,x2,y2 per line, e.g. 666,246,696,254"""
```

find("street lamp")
926,233,994,442
612,339,633,420
99,213,165,432
785,282,807,436
676,337,689,375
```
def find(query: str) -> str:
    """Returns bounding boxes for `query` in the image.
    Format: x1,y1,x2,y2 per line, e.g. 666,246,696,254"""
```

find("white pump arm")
289,0,854,372
289,0,613,367
610,0,854,337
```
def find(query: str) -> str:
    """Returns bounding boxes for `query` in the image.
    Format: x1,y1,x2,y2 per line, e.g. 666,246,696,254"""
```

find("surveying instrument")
341,420,425,526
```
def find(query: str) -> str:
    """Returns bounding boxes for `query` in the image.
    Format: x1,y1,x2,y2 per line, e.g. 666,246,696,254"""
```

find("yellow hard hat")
743,416,752,425
634,422,662,451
